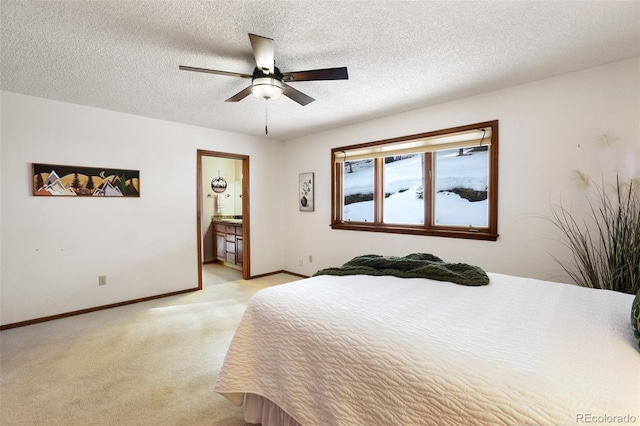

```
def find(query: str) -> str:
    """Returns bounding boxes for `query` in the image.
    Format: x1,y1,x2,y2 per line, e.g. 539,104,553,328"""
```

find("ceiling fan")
179,33,348,106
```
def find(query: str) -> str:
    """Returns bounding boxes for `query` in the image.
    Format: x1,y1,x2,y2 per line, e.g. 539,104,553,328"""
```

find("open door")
196,149,250,287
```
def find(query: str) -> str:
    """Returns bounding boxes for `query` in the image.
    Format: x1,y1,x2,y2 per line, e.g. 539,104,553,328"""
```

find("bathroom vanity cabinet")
214,222,243,268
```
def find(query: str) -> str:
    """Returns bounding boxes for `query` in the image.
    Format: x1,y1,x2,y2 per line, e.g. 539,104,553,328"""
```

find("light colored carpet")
0,264,302,425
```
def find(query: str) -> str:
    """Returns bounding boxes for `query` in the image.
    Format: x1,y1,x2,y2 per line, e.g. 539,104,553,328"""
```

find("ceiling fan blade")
282,67,348,82
248,33,274,75
225,86,253,102
179,65,252,79
282,84,315,106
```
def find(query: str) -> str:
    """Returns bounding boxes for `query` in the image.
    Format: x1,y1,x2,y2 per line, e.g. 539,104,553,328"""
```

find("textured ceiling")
2,1,639,141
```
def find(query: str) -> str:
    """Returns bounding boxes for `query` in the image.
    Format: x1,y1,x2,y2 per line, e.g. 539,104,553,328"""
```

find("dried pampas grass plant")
549,173,640,294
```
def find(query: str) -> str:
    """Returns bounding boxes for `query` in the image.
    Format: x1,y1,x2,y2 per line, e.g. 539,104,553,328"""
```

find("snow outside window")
343,158,375,222
434,147,488,227
383,154,424,225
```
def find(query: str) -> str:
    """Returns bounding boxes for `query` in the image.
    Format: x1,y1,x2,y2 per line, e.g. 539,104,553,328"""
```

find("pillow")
632,289,640,349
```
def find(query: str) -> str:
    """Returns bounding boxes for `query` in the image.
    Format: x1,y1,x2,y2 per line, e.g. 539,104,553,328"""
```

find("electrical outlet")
308,255,313,263
98,275,107,286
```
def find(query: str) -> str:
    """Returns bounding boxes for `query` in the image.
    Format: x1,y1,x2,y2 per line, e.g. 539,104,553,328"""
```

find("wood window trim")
330,120,499,241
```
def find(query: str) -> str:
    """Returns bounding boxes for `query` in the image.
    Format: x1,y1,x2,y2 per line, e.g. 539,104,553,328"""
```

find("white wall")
0,92,285,325
282,57,640,282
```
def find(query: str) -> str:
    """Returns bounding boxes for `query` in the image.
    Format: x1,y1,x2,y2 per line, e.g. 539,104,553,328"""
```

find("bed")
214,255,640,425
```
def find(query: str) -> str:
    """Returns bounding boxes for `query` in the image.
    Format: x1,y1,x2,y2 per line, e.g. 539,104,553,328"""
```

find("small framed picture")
299,172,314,212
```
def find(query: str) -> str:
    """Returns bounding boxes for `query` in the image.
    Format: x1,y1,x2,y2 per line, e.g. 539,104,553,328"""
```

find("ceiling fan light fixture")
252,77,284,100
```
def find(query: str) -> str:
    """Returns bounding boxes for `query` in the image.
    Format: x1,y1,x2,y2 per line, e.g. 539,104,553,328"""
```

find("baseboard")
0,287,200,330
251,270,309,279
282,270,310,279
1,270,310,330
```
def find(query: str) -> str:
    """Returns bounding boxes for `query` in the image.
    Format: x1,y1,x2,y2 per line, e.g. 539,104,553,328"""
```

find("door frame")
196,149,250,285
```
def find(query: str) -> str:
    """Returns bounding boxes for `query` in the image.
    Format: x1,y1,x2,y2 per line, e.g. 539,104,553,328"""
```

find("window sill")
330,222,498,241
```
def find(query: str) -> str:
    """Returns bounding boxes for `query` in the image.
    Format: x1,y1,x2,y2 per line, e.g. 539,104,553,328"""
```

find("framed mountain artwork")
32,163,140,197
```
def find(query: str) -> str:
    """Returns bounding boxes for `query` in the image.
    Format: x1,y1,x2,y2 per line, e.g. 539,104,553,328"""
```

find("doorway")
196,149,250,288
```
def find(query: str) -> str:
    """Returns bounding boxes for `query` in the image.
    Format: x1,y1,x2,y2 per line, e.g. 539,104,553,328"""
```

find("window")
331,120,498,240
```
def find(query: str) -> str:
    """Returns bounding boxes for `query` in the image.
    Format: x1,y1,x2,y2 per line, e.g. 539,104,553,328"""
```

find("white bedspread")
214,273,640,425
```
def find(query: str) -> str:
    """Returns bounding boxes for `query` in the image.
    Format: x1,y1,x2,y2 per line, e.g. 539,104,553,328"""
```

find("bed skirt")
244,394,302,426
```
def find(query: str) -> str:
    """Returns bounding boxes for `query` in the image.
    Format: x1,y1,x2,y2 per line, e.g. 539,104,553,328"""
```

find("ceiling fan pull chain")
265,100,268,135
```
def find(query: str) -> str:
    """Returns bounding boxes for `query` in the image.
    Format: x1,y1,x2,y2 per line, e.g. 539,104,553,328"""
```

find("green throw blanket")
313,253,490,286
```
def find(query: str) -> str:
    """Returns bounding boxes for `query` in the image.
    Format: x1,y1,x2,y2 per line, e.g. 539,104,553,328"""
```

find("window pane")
343,159,375,222
434,146,488,227
383,154,424,224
